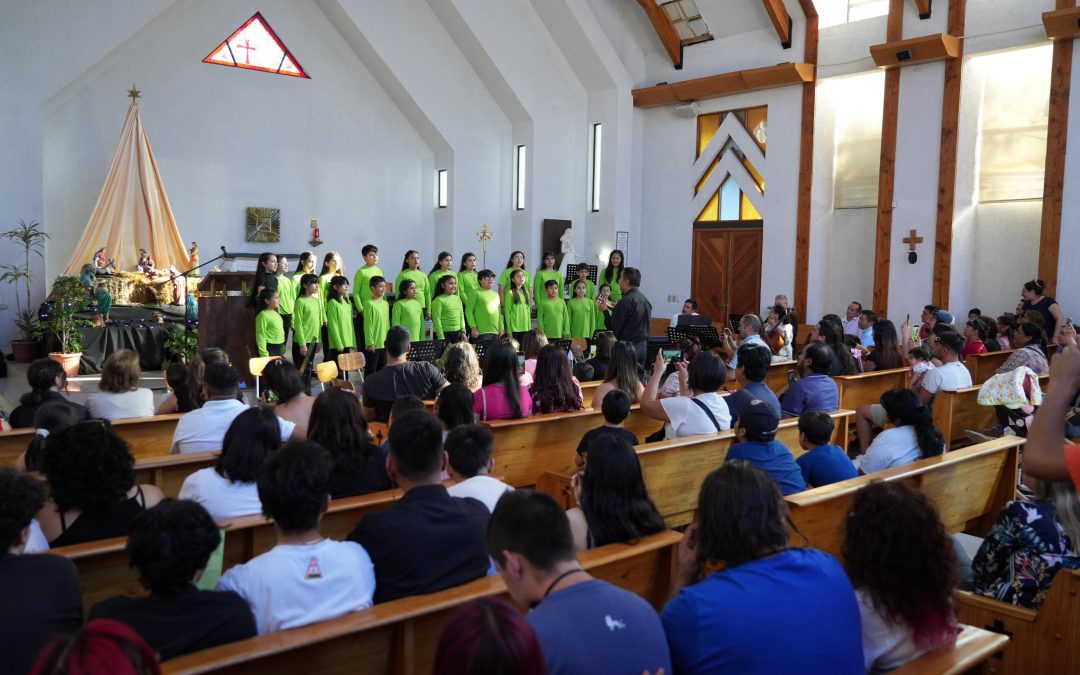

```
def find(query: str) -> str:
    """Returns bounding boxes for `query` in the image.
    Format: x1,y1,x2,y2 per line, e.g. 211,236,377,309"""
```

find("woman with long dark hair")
585,331,616,381
1020,278,1063,340
8,358,88,428
863,319,904,372
251,252,278,302
599,250,625,303
996,322,1049,375
813,319,859,376
529,344,583,414
436,383,477,431
566,436,665,550
592,341,643,409
842,481,957,671
263,360,315,439
307,388,391,498
855,388,944,474
474,340,531,421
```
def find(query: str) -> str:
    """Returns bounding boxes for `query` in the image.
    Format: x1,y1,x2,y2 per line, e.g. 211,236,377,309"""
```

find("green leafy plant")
42,276,92,354
0,219,49,341
162,322,200,369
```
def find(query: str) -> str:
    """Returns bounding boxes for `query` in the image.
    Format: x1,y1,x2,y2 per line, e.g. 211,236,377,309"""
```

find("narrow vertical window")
514,145,527,211
590,123,602,212
436,169,448,208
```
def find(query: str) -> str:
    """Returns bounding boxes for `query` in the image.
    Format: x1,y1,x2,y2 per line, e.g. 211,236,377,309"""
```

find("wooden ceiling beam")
637,0,683,69
632,63,815,108
870,33,961,69
913,0,932,20
762,0,794,48
1043,6,1080,41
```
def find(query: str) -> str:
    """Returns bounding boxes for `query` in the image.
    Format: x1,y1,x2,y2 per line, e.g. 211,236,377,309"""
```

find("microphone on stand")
220,246,228,256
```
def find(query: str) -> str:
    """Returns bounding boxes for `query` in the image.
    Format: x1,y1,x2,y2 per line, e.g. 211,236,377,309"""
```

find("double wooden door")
691,226,762,322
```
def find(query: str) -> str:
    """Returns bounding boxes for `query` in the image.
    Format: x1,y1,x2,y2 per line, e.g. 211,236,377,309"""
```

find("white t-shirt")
171,399,295,454
856,588,927,673
920,361,972,395
217,539,375,635
855,426,921,474
447,475,514,512
178,467,262,521
86,389,155,420
659,392,731,439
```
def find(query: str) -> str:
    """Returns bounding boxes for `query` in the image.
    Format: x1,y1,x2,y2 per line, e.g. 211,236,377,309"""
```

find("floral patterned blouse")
996,346,1049,376
972,499,1080,609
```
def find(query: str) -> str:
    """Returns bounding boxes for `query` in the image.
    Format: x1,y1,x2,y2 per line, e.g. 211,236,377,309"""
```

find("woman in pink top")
474,340,531,421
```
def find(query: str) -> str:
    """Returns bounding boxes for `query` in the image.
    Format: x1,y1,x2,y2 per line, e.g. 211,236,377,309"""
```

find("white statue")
559,227,580,265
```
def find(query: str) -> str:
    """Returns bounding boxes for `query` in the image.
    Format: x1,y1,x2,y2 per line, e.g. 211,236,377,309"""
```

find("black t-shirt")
361,361,448,422
88,585,256,661
576,426,639,456
0,553,83,675
9,392,91,429
328,444,393,499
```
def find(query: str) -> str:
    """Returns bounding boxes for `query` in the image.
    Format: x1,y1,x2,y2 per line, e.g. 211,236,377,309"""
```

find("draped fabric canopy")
63,102,189,275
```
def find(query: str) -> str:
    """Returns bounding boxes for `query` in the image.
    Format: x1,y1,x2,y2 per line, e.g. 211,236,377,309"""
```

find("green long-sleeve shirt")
255,309,285,357
498,268,531,298
395,269,429,310
536,296,570,338
467,289,503,336
572,279,595,301
427,269,457,307
293,296,322,346
568,297,597,339
352,265,385,313
458,271,480,312
391,297,425,342
599,269,622,302
431,294,464,339
533,269,564,302
325,298,356,350
363,297,390,350
504,295,532,334
276,275,296,315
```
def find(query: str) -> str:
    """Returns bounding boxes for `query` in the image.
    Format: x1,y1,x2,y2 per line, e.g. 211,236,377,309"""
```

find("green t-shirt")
431,294,465,339
570,278,595,301
458,271,480,310
533,269,565,302
255,309,285,357
468,288,503,335
325,298,356,350
391,297,425,343
363,297,391,350
567,297,597,339
598,268,623,302
275,275,296,315
427,269,457,306
293,295,322,345
352,265,385,313
536,296,570,338
504,295,532,334
395,269,429,310
498,268,531,299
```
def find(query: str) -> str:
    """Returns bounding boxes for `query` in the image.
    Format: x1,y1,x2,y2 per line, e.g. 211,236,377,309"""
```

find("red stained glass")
203,12,309,79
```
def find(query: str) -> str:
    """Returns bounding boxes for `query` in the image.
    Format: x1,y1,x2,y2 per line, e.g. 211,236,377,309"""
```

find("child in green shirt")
292,273,322,387
352,244,384,313
391,279,425,342
533,251,564,304
458,252,480,324
275,255,296,343
325,275,356,367
595,283,615,329
568,279,597,340
503,268,532,339
498,250,531,308
427,251,457,307
431,275,465,342
363,275,391,374
572,263,595,301
536,279,570,339
255,289,285,358
598,250,625,303
468,269,504,339
395,250,428,315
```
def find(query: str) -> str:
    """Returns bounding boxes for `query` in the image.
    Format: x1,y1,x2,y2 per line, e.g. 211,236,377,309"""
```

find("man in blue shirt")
719,313,769,379
724,343,782,423
726,400,806,495
796,410,857,488
781,342,840,418
858,309,876,348
487,491,671,675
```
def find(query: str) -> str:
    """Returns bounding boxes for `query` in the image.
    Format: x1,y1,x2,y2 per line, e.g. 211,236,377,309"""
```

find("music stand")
407,340,445,363
564,263,598,297
591,329,614,342
677,314,712,327
551,338,572,354
668,325,721,350
727,314,742,332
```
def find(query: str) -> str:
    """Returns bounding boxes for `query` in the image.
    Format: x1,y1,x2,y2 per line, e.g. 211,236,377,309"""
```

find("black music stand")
727,314,742,332
591,329,614,342
407,340,445,363
668,325,721,350
550,338,572,353
564,263,598,297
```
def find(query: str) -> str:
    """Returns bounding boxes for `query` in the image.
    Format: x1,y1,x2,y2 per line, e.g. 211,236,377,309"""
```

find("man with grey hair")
719,314,768,381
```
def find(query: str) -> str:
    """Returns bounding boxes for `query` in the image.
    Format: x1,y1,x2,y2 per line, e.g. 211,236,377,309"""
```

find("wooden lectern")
198,272,256,383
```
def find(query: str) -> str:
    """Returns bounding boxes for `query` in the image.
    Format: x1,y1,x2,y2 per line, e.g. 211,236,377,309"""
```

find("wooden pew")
932,374,1048,450
891,624,1009,675
726,360,796,393
134,451,218,497
423,380,603,410
835,366,911,411
162,529,682,675
954,570,1080,675
964,349,1015,385
785,437,1021,559
0,413,184,466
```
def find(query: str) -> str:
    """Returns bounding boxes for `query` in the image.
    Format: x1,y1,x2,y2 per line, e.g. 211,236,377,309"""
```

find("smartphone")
787,369,795,385
661,348,683,362
911,323,921,341
517,354,525,369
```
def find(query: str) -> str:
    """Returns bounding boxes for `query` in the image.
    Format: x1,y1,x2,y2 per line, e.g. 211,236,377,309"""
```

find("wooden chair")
891,624,1010,675
315,360,339,391
337,351,366,384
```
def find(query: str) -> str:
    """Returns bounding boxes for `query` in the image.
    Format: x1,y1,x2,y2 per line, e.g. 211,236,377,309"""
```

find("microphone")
220,246,227,256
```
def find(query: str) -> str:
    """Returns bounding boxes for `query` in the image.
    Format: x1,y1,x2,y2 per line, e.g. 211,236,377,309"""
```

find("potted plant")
0,219,49,362
42,275,92,376
162,321,200,370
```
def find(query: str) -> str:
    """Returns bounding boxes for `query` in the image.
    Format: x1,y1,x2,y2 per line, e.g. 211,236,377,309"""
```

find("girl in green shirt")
598,249,625,303
325,275,356,366
596,283,615,330
363,276,391,374
395,250,429,314
426,252,457,307
536,279,570,339
571,263,595,300
498,250,531,308
292,273,322,385
293,250,316,282
391,279,425,342
431,275,465,342
568,279,597,340
468,270,503,339
458,252,480,327
533,251,564,304
255,289,285,357
318,250,345,304
504,269,532,339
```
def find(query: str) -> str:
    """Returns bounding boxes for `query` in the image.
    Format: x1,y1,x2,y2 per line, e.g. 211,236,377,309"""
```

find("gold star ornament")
127,85,141,102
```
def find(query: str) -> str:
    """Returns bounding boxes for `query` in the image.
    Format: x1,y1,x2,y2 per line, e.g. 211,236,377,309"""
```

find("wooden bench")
161,529,682,675
0,413,184,466
422,380,603,410
726,360,796,394
965,350,1015,385
932,375,1048,450
891,624,1010,675
955,570,1080,675
785,437,1021,559
835,366,911,411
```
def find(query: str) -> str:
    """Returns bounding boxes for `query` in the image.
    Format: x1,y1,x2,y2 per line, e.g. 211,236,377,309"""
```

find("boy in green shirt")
572,263,595,300
468,269,504,340
363,276,391,374
536,279,571,339
391,279,425,342
352,244,384,345
292,273,322,388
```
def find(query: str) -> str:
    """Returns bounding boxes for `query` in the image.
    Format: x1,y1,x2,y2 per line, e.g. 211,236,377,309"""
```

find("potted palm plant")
42,275,91,376
0,219,49,362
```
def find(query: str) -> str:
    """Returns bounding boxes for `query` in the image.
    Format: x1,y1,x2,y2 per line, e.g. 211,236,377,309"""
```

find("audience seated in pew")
488,490,672,675
17,400,78,472
348,410,490,603
780,342,839,418
660,462,863,674
361,326,449,423
39,421,164,547
185,347,233,410
439,341,483,392
718,313,769,378
433,597,545,675
0,468,82,675
475,339,531,421
30,619,159,675
88,499,256,659
519,328,547,384
843,481,958,672
178,407,279,520
996,322,1050,376
592,340,644,409
810,318,860,376
576,389,639,459
530,344,584,415
862,319,904,373
217,440,376,635
640,350,731,440
154,362,195,416
307,388,391,500
445,424,513,511
262,360,314,440
8,357,90,429
725,343,781,423
566,435,666,552
796,410,857,488
727,401,806,495
86,349,155,421
854,389,945,475
655,336,703,399
583,331,615,382
435,382,477,432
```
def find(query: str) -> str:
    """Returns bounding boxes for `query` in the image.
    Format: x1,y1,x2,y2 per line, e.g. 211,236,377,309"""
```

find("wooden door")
691,227,762,321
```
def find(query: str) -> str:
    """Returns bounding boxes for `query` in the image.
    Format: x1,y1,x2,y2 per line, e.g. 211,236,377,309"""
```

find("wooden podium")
198,272,256,383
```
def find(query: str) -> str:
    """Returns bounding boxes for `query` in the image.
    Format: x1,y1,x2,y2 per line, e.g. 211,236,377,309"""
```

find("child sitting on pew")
575,389,638,462
445,423,514,512
795,410,857,488
726,400,806,495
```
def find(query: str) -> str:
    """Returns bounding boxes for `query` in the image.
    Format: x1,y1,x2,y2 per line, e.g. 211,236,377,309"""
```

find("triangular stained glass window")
203,12,309,79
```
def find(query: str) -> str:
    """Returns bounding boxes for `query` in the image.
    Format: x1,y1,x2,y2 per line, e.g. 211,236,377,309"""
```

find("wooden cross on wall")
903,229,924,264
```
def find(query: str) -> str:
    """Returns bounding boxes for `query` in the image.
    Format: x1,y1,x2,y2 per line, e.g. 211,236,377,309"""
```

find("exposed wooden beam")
1043,6,1080,41
1039,0,1075,297
872,0,905,318
794,0,818,318
913,0,933,19
932,0,967,309
637,0,683,69
870,33,961,69
762,0,794,49
632,63,815,108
